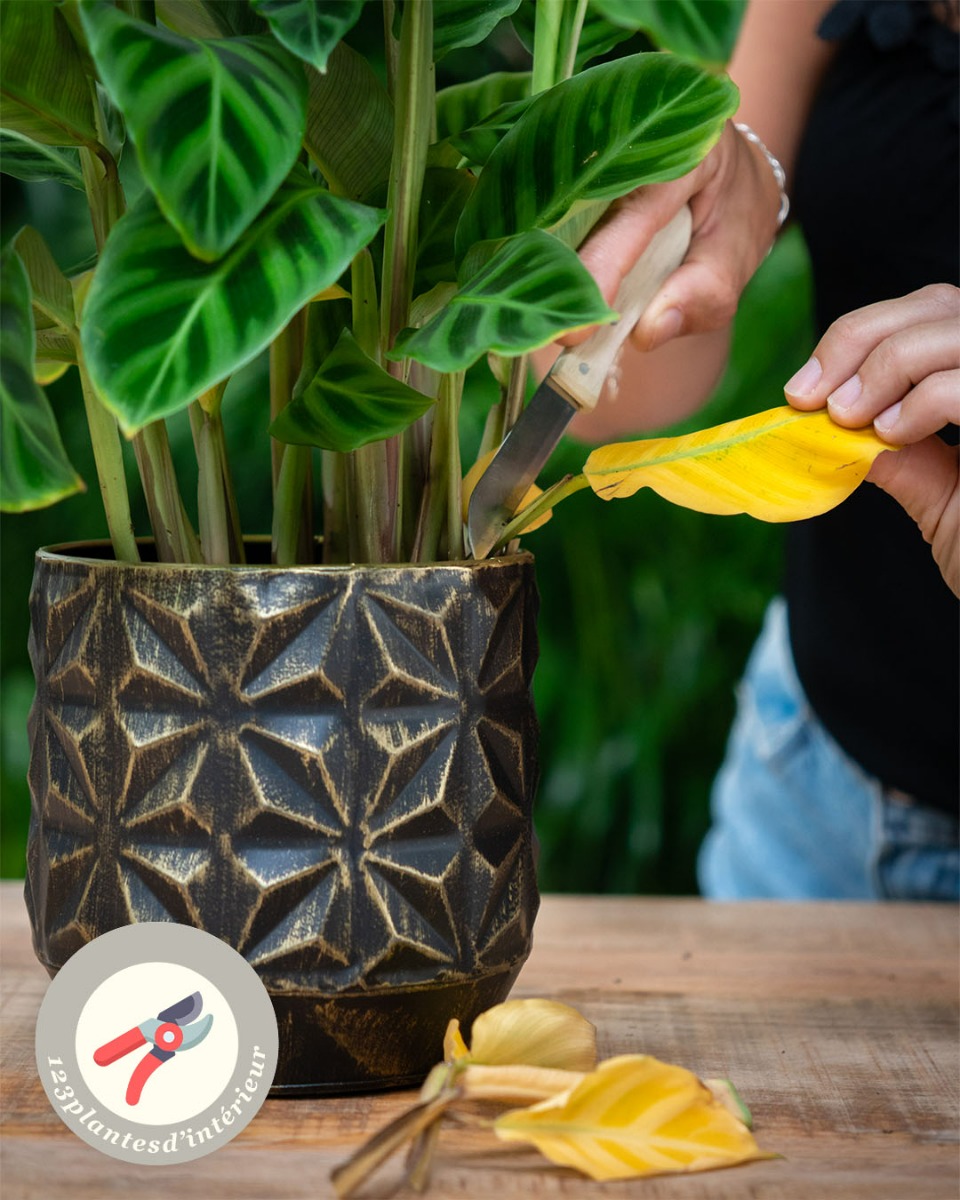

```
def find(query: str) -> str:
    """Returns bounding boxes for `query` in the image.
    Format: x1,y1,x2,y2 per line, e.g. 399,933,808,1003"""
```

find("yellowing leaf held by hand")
583,406,893,521
462,450,553,532
494,1054,770,1182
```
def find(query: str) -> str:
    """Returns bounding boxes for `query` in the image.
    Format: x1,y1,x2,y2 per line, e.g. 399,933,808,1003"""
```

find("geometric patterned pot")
25,541,540,1093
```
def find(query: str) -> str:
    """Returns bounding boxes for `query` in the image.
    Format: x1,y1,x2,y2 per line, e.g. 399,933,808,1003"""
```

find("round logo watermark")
35,923,278,1165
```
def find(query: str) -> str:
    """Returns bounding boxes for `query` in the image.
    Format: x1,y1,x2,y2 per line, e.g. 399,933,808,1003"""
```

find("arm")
784,285,960,595
569,0,836,443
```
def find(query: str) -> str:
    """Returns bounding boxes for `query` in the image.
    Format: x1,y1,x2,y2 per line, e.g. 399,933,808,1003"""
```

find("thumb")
868,439,960,596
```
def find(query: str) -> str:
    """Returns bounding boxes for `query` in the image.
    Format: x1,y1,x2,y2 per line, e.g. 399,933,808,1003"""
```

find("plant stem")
77,361,140,563
442,371,464,559
496,473,591,549
321,449,349,564
532,0,565,93
272,445,311,567
503,353,529,435
349,250,393,561
557,0,588,82
375,0,433,562
132,421,201,563
194,387,243,565
269,311,312,561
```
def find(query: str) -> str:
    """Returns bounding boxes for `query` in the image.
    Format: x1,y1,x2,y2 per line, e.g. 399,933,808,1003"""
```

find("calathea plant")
0,0,886,567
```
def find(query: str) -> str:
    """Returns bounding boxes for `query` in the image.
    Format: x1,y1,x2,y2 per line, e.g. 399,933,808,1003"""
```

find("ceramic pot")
25,541,540,1093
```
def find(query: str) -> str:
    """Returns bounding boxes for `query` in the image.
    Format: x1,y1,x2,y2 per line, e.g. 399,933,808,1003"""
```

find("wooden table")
2,883,957,1199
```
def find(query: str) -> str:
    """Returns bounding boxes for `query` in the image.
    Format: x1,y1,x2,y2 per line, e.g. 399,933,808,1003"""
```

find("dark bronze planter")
25,541,540,1093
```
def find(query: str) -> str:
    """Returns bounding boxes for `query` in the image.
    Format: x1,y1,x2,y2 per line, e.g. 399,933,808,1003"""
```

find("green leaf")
271,328,436,453
450,96,533,168
0,1,99,147
592,0,746,66
304,41,393,202
251,0,364,73
12,227,76,332
415,168,476,292
391,229,615,373
434,0,523,60
0,130,85,190
0,245,83,512
80,168,385,433
455,53,738,261
154,1,223,38
81,1,308,260
436,71,531,141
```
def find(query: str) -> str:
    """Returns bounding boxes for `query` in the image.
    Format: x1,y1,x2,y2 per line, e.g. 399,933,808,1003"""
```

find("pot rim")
35,537,534,574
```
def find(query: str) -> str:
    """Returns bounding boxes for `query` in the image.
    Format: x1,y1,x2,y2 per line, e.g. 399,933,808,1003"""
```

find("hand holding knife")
466,205,693,559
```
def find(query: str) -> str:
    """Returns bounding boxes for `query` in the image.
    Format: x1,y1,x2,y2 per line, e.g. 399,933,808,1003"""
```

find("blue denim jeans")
698,598,959,901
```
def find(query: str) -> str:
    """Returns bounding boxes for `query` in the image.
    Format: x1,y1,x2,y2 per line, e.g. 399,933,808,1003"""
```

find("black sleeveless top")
787,0,959,813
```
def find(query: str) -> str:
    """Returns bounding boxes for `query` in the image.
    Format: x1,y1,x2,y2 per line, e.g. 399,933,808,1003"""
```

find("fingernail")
874,401,902,435
784,356,822,397
645,307,683,349
827,374,862,414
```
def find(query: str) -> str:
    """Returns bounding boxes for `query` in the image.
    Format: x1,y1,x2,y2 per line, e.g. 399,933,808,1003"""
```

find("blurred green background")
0,5,814,890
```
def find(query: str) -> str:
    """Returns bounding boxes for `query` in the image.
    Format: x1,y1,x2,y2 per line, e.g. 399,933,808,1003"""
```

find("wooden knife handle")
550,204,692,412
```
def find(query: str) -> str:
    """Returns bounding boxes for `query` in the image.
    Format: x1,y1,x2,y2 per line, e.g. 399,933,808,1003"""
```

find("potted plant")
0,0,792,1092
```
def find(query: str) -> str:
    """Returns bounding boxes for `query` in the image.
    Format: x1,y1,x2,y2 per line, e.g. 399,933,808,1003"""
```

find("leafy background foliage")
0,3,813,890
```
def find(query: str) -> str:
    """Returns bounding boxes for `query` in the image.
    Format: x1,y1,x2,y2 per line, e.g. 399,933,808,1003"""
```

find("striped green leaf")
0,130,85,190
455,54,738,262
304,41,393,202
1,246,83,512
415,168,476,292
81,1,307,260
592,0,746,66
251,0,364,73
13,227,76,333
271,327,436,453
0,1,99,147
390,229,615,373
436,72,531,141
450,95,533,168
434,1,523,60
80,169,384,433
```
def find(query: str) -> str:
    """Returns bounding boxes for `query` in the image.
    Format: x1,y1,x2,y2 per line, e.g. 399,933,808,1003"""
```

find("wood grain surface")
2,884,957,1199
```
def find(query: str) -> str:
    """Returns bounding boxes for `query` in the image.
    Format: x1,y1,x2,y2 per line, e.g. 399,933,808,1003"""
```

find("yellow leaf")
443,1019,469,1063
34,360,70,385
583,406,893,522
462,450,553,532
311,283,350,303
465,998,597,1071
494,1054,771,1181
460,1063,587,1104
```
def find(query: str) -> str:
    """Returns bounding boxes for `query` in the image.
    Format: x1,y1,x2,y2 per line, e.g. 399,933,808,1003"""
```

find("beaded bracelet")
734,121,790,229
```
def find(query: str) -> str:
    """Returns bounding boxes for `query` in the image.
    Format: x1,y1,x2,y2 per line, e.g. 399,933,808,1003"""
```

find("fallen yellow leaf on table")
584,406,893,521
495,1053,772,1181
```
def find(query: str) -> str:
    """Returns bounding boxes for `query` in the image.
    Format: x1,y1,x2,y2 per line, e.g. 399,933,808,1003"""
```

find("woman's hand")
784,285,960,595
561,121,783,352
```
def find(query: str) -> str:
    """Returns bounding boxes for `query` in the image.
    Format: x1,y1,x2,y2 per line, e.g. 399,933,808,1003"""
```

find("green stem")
132,422,201,563
496,473,591,549
503,354,528,435
379,0,432,353
443,371,464,559
272,444,311,567
270,311,310,562
321,449,349,564
532,0,565,93
349,250,393,562
557,0,588,82
197,412,230,565
77,361,140,563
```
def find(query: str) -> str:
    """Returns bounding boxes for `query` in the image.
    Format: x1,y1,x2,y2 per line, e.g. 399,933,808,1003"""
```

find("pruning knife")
93,990,213,1106
466,205,693,559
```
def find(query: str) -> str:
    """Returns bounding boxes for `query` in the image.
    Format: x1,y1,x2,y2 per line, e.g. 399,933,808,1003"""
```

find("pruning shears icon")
93,991,213,1105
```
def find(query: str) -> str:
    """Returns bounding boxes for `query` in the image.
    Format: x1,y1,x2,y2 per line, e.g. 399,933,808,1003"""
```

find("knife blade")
466,205,693,558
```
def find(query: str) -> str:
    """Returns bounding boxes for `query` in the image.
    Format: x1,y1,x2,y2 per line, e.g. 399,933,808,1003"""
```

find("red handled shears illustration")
93,990,213,1105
